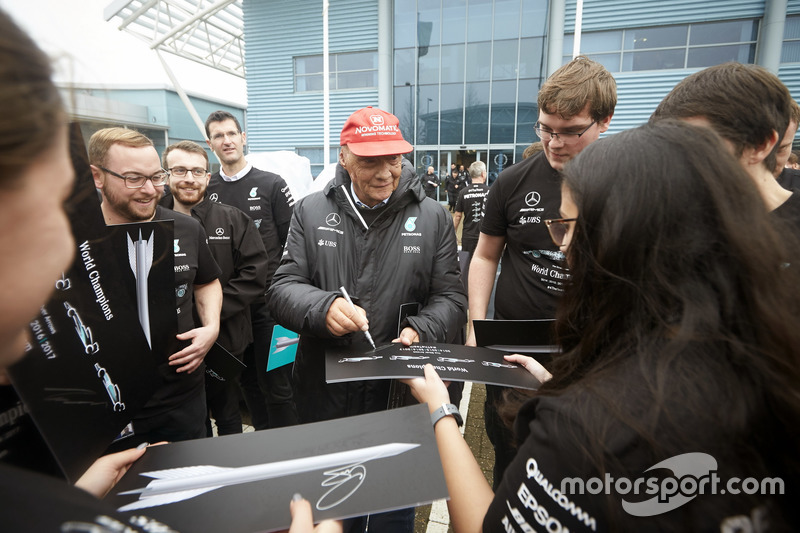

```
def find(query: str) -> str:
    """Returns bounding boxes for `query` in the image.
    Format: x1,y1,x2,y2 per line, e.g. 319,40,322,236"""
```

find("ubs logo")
525,191,541,207
326,213,341,227
215,228,225,236
209,193,219,202
249,187,258,198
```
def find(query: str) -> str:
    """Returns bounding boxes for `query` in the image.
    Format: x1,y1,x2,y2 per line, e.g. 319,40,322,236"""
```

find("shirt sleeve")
271,175,295,247
480,171,511,237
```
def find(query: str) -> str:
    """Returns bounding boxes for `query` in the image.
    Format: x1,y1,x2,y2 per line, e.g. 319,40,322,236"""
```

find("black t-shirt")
138,206,220,418
207,167,294,285
484,393,795,532
777,168,800,191
480,151,566,319
455,182,490,252
772,190,800,236
0,463,181,532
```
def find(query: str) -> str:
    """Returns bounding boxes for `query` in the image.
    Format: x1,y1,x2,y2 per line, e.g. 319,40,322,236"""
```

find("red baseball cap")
340,106,413,157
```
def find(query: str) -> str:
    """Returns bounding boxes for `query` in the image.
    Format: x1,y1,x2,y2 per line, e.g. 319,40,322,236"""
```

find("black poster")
110,404,447,532
472,318,558,351
4,124,175,482
326,342,542,390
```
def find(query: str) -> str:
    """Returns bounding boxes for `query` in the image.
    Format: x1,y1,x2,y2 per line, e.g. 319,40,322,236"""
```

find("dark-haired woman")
405,120,800,532
0,8,337,532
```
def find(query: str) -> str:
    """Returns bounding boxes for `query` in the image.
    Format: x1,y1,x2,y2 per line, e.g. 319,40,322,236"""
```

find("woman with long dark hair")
406,120,800,531
0,8,336,532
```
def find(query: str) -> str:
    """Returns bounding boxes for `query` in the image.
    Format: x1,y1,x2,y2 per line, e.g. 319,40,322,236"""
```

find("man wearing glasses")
466,56,616,489
89,128,222,450
160,140,269,436
204,110,299,430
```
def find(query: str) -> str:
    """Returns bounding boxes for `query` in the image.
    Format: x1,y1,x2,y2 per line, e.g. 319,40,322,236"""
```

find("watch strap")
431,403,463,427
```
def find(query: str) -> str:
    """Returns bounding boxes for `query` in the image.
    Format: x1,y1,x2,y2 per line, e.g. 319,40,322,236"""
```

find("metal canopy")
103,0,245,78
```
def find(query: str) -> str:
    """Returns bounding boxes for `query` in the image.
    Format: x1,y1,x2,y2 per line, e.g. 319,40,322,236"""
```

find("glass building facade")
393,0,549,186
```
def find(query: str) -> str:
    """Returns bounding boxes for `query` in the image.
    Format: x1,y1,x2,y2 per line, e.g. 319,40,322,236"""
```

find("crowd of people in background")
2,4,800,532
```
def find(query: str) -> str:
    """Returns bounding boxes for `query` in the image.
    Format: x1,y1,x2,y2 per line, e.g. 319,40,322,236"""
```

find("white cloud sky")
0,0,247,105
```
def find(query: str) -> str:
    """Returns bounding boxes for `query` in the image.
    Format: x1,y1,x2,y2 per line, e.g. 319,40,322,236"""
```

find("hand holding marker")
339,286,376,350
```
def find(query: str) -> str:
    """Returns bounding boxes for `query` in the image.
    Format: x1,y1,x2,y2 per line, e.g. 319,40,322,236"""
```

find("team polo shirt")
207,166,294,284
138,206,220,417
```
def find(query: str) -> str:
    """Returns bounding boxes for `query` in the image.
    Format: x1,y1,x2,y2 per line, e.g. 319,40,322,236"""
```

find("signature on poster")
116,442,419,512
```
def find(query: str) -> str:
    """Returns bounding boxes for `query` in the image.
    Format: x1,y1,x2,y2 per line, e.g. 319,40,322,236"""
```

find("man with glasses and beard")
89,128,222,450
161,140,269,436
466,56,616,489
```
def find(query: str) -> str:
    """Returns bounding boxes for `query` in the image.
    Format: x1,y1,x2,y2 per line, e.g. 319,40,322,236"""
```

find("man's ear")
339,147,347,168
751,129,780,165
90,165,104,189
597,114,613,134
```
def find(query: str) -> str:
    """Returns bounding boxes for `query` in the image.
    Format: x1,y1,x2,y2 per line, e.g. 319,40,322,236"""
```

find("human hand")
391,327,419,346
504,354,552,383
401,364,451,409
325,297,368,337
74,443,148,498
284,494,342,533
170,325,217,373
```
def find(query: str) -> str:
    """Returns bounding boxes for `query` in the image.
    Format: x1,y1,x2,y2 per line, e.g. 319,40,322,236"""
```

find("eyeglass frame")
99,166,169,189
544,217,578,247
168,167,209,179
534,121,596,144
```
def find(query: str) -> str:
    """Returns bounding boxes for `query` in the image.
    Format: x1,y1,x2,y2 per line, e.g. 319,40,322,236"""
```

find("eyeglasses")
544,217,577,246
99,166,168,189
534,121,596,145
169,167,208,178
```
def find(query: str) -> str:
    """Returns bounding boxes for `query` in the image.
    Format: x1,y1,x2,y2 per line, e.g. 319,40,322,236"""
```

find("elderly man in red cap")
268,107,466,532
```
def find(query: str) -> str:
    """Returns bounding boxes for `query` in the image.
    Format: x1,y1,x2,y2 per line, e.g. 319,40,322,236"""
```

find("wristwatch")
431,403,463,427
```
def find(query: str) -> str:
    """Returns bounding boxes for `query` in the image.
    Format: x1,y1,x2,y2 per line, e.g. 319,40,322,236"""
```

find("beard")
102,184,159,222
172,183,206,208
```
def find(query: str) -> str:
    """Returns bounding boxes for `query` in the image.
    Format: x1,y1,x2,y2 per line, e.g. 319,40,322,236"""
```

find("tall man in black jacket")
161,141,269,435
205,111,298,429
269,107,467,533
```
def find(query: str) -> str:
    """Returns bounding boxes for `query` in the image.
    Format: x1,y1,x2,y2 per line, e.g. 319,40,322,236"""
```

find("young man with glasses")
160,140,269,437
466,56,616,489
89,128,222,450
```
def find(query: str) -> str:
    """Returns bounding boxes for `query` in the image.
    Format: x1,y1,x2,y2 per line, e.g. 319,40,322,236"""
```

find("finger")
176,361,200,374
317,520,343,533
289,495,314,533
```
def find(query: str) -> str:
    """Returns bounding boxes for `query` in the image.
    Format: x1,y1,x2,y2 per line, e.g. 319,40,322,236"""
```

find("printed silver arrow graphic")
274,336,300,353
127,229,154,347
116,442,419,512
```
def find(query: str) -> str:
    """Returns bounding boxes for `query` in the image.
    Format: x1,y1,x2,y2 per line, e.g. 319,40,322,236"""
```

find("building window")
294,51,378,92
564,19,757,72
782,15,800,63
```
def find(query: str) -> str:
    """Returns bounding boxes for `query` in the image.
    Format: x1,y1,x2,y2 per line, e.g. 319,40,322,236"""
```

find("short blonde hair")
88,127,153,166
